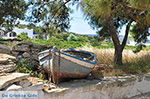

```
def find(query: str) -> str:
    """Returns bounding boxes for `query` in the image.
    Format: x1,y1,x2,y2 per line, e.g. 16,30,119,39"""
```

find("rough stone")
17,41,33,46
12,44,29,52
42,75,150,99
12,41,51,70
18,79,32,88
0,44,11,54
1,74,150,99
43,84,57,92
22,52,30,58
0,59,9,64
6,84,22,91
0,64,16,73
0,54,16,73
91,65,104,79
0,73,29,90
0,53,16,61
91,70,104,79
12,41,51,53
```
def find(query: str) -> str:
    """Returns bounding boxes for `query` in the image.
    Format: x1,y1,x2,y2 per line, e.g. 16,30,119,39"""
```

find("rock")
17,41,33,46
49,84,57,89
0,59,9,64
0,53,16,64
22,52,30,58
5,54,16,60
0,73,29,90
12,44,29,52
0,44,11,54
0,64,16,73
18,79,32,88
91,70,104,79
12,41,51,70
43,84,49,92
91,65,105,79
12,41,51,53
16,55,23,61
42,84,57,92
0,53,16,73
6,84,22,91
11,51,19,57
27,77,43,85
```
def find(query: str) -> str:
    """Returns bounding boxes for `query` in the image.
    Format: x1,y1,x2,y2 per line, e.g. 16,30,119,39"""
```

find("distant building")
13,27,34,39
0,30,17,39
0,27,50,40
33,32,50,40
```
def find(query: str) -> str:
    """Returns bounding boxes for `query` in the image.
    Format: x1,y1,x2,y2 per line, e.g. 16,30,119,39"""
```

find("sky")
20,2,97,35
68,4,97,35
21,1,126,35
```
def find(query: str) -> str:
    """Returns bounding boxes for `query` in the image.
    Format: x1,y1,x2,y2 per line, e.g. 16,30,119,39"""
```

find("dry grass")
79,45,150,75
80,46,114,64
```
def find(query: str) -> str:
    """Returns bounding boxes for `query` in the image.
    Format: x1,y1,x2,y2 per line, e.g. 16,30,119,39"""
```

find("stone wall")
12,41,51,70
39,74,150,99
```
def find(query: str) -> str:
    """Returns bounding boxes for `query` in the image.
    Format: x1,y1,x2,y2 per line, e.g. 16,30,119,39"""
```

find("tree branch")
50,0,71,21
121,21,132,50
107,17,121,49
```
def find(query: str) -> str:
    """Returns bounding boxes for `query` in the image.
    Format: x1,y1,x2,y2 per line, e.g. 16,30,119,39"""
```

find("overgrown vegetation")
15,32,150,76
16,32,150,50
16,60,45,80
80,46,150,75
1,0,150,78
17,33,31,41
17,32,101,49
81,0,150,65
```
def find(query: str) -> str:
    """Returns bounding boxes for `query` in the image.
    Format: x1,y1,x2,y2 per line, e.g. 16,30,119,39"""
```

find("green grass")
143,46,150,50
31,39,49,45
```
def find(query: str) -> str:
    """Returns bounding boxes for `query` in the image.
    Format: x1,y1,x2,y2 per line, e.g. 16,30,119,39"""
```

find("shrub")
60,41,84,49
16,60,45,80
67,34,78,41
78,36,90,42
0,38,8,45
47,36,63,48
55,33,70,41
17,32,31,41
31,39,48,45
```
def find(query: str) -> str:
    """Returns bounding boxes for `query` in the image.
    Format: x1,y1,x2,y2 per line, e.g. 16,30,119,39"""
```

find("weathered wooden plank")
0,73,29,90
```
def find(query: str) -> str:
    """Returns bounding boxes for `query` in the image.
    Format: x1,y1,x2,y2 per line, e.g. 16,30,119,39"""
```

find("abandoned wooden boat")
38,47,98,83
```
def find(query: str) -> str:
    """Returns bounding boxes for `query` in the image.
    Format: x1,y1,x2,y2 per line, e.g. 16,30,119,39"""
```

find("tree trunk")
114,46,123,65
107,17,123,65
107,17,132,66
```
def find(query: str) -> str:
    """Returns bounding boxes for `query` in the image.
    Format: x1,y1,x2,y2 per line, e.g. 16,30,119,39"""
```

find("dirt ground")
129,92,150,99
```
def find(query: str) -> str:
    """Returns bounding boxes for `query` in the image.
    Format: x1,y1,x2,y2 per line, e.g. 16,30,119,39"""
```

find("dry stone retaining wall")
39,74,150,99
2,74,150,99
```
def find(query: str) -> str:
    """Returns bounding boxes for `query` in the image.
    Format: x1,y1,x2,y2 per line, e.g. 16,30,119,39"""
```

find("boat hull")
39,49,97,83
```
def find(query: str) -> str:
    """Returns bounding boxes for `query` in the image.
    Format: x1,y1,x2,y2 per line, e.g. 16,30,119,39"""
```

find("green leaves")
82,0,111,18
17,32,31,41
0,0,70,32
26,0,70,33
128,0,150,10
0,0,27,27
67,34,78,41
